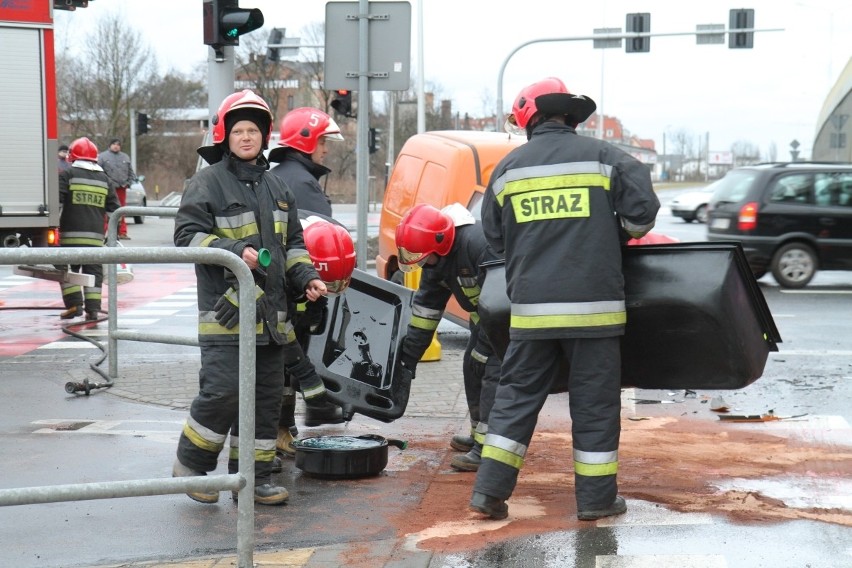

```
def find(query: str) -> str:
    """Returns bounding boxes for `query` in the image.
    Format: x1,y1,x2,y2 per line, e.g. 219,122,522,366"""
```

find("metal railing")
104,206,196,379
0,234,260,568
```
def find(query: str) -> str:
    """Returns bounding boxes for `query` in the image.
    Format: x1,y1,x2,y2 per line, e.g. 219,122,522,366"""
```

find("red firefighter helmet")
279,107,344,154
395,204,455,272
505,77,596,136
67,137,99,163
302,218,356,293
210,89,274,147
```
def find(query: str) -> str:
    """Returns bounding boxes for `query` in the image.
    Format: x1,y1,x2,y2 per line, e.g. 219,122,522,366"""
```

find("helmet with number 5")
67,137,99,163
505,77,596,138
302,217,356,294
278,107,344,154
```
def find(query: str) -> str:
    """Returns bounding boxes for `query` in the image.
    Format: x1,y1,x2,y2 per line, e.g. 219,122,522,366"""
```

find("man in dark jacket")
57,137,120,321
395,203,502,472
172,90,328,506
269,107,347,448
471,77,660,521
269,107,343,217
97,138,135,239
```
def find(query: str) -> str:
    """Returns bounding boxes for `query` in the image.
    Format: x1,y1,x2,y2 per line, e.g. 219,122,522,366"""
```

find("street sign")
593,28,622,49
324,1,411,91
696,23,725,45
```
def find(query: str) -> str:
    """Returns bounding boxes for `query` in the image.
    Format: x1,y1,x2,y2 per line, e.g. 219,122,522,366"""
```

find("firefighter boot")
271,455,284,474
304,399,345,427
172,459,219,504
450,442,482,472
450,433,475,452
470,491,508,520
276,425,299,457
577,495,627,521
233,483,289,506
60,305,84,320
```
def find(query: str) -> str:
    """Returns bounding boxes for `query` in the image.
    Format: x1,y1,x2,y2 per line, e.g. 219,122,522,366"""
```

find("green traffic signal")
203,0,264,48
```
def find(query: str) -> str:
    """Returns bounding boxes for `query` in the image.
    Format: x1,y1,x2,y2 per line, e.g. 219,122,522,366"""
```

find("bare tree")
56,13,159,146
57,12,211,196
731,140,761,166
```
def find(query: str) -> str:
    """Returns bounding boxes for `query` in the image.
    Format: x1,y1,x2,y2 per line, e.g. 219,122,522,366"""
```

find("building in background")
812,56,851,164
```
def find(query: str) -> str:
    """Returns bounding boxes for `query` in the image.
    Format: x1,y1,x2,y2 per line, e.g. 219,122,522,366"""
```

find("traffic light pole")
354,0,371,271
208,46,236,126
495,27,782,128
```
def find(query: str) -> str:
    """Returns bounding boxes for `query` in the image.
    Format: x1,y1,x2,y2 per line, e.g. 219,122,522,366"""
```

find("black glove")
213,286,265,330
285,350,327,404
305,299,328,335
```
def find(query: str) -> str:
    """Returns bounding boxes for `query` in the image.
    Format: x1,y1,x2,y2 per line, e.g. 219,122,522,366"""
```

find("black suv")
706,162,852,288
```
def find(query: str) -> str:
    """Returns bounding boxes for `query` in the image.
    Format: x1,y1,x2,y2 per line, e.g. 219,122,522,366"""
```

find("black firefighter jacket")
481,121,660,341
59,161,120,246
402,223,499,364
175,155,319,346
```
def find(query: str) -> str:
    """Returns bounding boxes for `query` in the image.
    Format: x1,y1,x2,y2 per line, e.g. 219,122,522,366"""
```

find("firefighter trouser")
57,247,104,314
462,322,500,445
473,336,622,511
177,343,285,483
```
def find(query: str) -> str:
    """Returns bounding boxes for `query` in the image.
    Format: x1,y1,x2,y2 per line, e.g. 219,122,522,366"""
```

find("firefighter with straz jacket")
57,137,120,321
471,77,660,521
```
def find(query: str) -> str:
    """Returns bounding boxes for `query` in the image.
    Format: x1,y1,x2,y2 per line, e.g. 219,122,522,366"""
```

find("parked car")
669,182,718,223
125,175,147,224
706,162,852,288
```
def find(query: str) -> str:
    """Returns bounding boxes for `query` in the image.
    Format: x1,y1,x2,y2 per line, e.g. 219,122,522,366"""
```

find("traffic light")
625,13,650,53
203,0,264,48
368,128,379,154
729,9,755,49
137,112,149,135
331,90,354,118
54,0,91,10
267,27,284,62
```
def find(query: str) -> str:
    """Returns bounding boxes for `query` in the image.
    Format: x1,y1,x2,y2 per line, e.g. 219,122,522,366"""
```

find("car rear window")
710,169,760,203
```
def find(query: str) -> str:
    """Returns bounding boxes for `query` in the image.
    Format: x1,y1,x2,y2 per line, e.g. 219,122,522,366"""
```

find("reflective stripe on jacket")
58,165,119,246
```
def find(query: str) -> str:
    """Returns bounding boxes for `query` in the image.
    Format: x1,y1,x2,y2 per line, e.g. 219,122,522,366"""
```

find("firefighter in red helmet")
395,203,502,472
172,90,328,506
471,77,659,521
57,137,120,320
269,107,344,217
274,215,357,457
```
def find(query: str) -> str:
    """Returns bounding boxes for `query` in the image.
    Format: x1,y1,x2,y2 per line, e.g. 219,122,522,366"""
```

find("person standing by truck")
57,137,120,321
471,77,660,521
395,202,502,472
98,138,134,240
57,144,71,173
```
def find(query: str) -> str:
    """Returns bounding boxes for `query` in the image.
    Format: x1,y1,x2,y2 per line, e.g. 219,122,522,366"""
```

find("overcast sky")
55,0,852,160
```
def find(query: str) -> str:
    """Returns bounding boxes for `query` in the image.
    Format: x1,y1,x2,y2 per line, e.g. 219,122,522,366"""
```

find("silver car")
125,175,147,224
668,182,718,223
